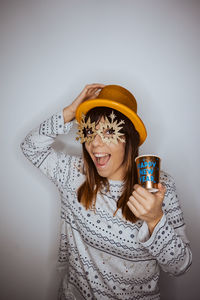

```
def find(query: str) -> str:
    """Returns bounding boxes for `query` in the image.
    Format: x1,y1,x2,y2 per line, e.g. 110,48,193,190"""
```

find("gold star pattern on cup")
76,111,125,145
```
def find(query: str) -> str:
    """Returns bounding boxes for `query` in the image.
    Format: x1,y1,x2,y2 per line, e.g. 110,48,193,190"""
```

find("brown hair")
77,107,140,223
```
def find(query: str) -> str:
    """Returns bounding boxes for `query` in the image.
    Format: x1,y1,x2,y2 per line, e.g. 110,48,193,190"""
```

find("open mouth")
93,153,111,167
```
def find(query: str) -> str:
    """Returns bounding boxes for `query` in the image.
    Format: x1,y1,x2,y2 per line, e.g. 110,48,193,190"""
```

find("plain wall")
1,0,199,299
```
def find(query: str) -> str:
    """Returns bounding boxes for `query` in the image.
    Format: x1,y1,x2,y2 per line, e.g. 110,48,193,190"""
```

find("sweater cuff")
39,110,73,137
137,214,166,245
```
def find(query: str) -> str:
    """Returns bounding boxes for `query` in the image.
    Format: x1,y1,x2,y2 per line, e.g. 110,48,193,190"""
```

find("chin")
96,169,109,178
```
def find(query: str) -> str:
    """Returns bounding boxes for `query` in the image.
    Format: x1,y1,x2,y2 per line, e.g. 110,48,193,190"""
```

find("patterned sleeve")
20,110,74,189
137,171,192,276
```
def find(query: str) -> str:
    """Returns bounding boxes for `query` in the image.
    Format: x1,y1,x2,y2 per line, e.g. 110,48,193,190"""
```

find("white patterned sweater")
20,110,192,300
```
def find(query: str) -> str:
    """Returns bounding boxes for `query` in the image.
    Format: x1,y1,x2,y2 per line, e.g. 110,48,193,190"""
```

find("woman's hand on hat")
127,183,166,235
68,83,105,115
63,83,105,123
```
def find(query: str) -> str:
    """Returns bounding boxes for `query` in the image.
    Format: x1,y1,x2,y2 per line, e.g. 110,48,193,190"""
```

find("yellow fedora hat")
75,84,147,145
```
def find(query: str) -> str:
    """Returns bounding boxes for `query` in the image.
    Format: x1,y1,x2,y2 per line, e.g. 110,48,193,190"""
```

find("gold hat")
75,84,147,145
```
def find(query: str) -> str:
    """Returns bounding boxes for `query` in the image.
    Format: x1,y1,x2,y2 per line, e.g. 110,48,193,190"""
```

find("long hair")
77,107,140,223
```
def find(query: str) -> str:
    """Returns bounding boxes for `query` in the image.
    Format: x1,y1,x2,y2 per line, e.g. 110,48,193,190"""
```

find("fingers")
155,183,166,199
85,83,105,91
130,184,164,209
74,83,105,106
134,183,166,199
84,84,105,100
133,184,151,199
128,195,145,212
131,189,147,207
127,199,139,217
158,183,166,193
127,184,165,224
127,194,147,219
91,87,101,94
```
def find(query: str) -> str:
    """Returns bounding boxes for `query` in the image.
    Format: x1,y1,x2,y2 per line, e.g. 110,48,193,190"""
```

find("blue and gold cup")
135,155,161,192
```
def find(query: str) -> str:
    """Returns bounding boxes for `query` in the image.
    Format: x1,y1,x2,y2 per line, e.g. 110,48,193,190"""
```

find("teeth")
94,153,109,157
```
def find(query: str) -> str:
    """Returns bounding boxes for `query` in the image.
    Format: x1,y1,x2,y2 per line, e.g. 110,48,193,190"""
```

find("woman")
20,83,192,300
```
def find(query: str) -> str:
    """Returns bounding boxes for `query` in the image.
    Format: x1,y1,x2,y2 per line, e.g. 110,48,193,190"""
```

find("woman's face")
85,117,126,181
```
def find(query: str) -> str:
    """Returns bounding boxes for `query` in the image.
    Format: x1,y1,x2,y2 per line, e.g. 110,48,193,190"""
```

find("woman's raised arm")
20,84,105,188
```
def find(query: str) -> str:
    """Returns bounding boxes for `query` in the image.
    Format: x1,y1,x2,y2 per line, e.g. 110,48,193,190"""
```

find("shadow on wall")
159,271,175,299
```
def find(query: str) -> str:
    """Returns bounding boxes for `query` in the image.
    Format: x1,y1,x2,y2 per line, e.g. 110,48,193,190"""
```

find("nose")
91,133,104,146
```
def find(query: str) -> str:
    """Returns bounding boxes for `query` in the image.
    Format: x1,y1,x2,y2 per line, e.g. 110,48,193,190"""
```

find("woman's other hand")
127,183,166,235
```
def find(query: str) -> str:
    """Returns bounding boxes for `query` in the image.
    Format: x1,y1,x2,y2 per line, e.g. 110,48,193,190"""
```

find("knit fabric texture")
20,110,192,300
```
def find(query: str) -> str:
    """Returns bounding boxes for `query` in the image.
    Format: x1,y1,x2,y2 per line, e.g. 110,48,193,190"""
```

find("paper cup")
135,154,161,192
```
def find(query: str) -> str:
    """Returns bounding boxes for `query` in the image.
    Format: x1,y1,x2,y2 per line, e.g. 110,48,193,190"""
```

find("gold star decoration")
76,111,125,145
76,113,96,143
97,112,125,145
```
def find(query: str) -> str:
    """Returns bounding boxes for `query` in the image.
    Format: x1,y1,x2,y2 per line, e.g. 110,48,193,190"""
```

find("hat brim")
75,99,147,146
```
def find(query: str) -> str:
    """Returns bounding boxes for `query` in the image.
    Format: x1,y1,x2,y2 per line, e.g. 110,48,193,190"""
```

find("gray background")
1,0,199,299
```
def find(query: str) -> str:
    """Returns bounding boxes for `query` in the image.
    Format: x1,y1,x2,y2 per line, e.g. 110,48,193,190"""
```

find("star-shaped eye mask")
76,114,96,143
76,111,125,145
